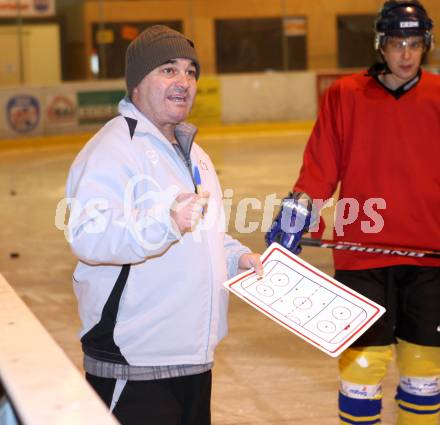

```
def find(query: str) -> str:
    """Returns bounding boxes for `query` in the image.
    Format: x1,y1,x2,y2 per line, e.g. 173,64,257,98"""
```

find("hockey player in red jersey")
266,1,440,424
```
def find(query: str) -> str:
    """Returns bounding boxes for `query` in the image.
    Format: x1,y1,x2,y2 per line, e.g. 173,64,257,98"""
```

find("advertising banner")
0,88,45,138
188,76,221,126
44,88,78,134
316,72,352,107
0,0,55,18
77,89,125,126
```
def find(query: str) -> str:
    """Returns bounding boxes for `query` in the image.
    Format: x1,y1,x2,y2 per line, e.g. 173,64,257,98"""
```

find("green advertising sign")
77,90,125,125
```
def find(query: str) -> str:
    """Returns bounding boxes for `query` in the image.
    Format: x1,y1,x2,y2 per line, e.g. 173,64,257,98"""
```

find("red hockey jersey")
294,71,440,270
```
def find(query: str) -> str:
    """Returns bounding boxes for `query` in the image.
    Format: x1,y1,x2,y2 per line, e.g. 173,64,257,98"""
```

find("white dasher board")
224,243,386,357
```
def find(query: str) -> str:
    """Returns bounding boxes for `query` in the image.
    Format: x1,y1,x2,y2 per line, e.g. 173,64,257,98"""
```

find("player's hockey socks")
396,386,440,418
339,392,381,424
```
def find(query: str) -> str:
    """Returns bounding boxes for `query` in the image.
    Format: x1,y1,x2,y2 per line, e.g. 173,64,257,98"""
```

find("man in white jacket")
65,25,262,425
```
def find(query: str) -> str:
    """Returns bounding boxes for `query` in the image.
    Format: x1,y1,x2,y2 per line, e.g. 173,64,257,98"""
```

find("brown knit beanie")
125,25,200,98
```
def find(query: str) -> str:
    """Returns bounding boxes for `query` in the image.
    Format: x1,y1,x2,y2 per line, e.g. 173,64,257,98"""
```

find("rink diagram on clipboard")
224,243,385,357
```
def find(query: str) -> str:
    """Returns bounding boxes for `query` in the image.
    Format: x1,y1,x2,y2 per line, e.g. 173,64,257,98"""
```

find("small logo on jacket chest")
146,150,159,164
199,160,208,171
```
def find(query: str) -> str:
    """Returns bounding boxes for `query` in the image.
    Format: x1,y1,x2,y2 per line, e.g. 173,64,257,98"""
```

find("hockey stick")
300,237,440,259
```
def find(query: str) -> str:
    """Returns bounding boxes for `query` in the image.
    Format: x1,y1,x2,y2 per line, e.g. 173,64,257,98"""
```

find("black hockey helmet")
374,0,434,50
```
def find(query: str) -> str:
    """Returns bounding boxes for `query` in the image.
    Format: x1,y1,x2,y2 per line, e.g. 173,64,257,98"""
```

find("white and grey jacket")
65,98,250,371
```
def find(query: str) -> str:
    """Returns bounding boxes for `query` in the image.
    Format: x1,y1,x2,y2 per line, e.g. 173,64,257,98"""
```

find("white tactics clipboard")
224,243,386,357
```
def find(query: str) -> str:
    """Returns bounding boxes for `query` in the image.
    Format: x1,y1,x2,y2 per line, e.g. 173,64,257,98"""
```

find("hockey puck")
9,252,20,259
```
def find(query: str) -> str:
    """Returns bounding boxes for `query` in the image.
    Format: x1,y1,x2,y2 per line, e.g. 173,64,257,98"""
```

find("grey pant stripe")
110,379,127,412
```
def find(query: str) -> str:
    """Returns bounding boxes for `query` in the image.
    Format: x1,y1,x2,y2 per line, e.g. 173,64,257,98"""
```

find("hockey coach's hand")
265,192,316,255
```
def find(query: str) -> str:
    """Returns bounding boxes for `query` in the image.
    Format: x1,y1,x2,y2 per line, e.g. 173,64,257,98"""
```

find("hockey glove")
265,192,316,255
